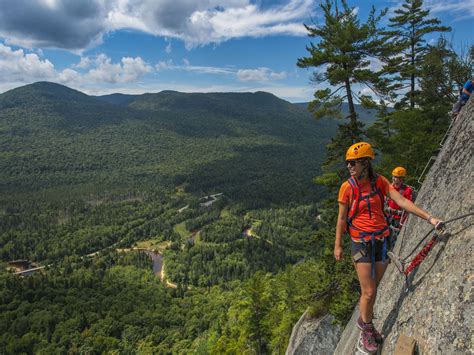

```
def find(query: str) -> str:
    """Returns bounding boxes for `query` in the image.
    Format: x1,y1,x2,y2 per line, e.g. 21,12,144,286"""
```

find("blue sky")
0,0,472,102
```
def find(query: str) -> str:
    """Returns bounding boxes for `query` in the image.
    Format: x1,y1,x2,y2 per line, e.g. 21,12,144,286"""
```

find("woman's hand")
334,245,343,261
428,216,444,230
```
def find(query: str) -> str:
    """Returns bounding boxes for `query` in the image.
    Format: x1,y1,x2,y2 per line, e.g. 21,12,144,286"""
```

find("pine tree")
419,38,472,110
368,40,470,183
381,0,451,108
297,0,387,186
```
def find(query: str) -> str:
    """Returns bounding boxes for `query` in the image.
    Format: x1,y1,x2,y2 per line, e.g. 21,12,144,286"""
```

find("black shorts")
351,239,389,263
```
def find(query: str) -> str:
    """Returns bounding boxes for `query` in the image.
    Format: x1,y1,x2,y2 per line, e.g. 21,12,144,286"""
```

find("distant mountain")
294,101,378,125
128,90,292,112
0,82,93,107
0,82,376,206
94,93,139,106
0,82,139,131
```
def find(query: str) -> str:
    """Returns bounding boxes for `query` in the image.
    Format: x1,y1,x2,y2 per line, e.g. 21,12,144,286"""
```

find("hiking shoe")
357,329,378,354
357,317,384,344
371,327,384,344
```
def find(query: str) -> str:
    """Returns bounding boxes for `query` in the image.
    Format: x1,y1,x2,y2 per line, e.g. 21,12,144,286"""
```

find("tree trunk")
411,47,415,108
344,77,358,143
410,26,416,108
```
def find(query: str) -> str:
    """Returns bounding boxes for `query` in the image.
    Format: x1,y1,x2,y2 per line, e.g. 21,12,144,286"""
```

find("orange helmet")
392,166,407,177
346,142,375,160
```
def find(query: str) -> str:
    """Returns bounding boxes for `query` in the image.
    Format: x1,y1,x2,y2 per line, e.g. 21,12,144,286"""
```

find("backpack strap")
347,176,360,225
398,183,406,197
374,175,386,207
347,175,390,241
375,175,390,224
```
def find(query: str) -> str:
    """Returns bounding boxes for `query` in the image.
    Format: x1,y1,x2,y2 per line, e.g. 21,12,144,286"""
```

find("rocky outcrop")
288,98,473,354
336,97,473,354
286,312,341,355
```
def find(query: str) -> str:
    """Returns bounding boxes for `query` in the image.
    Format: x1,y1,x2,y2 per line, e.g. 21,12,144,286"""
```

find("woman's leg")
367,261,389,315
355,262,376,322
375,260,388,286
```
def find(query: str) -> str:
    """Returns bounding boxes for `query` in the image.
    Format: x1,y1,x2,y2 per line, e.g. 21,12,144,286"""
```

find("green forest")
0,0,472,353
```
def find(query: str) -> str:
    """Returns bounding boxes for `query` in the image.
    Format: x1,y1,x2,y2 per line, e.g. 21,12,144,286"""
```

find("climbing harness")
388,212,474,290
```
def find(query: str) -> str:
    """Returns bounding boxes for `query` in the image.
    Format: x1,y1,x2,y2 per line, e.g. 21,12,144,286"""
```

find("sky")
0,0,472,102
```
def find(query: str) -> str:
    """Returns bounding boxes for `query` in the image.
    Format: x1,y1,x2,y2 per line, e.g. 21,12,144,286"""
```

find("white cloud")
156,60,286,81
181,0,311,47
237,67,287,82
165,41,172,54
269,71,288,80
386,0,474,21
0,43,153,89
74,56,93,69
178,65,234,75
0,42,297,100
425,0,474,19
156,59,174,70
0,0,315,51
155,60,234,75
57,68,80,83
39,0,60,10
0,43,56,81
364,58,384,72
0,0,108,51
86,55,153,83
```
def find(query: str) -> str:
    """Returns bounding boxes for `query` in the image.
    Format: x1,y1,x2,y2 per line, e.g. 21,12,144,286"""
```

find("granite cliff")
288,98,473,354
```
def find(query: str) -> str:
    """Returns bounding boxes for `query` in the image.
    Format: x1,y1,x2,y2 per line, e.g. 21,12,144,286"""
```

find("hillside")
93,93,139,106
0,82,367,354
0,82,375,206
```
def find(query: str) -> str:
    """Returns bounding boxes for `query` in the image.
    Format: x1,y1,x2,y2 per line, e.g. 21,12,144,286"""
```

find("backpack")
399,183,418,202
346,175,389,241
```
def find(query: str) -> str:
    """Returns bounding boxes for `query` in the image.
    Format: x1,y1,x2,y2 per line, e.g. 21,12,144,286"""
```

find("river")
141,250,163,277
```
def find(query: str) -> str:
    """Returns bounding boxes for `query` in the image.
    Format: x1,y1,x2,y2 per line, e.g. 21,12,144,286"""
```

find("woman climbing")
333,142,442,354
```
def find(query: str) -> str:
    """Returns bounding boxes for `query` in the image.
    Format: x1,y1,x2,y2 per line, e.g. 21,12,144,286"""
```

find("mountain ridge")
0,82,331,206
0,81,377,207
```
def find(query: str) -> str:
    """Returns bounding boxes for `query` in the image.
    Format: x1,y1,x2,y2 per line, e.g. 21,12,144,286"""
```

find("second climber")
386,166,414,248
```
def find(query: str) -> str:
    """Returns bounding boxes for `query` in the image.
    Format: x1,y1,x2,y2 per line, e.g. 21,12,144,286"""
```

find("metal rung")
417,156,437,184
439,118,455,147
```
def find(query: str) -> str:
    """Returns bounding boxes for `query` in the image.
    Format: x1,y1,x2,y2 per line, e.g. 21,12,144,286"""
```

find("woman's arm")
388,188,442,227
334,202,349,261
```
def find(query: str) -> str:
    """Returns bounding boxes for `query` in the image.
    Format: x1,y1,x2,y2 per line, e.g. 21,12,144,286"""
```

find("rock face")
286,312,341,355
289,99,473,354
336,98,474,354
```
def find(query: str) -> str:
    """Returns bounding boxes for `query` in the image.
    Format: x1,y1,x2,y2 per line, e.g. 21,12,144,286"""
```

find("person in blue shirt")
452,78,474,117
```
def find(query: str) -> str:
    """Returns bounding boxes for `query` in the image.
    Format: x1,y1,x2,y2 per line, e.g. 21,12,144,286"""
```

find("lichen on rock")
286,312,341,355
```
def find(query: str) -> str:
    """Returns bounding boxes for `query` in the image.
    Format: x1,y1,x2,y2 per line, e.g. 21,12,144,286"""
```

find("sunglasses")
346,159,364,167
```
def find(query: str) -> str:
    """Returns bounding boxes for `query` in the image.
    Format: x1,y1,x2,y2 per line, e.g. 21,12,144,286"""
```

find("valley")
0,82,372,353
